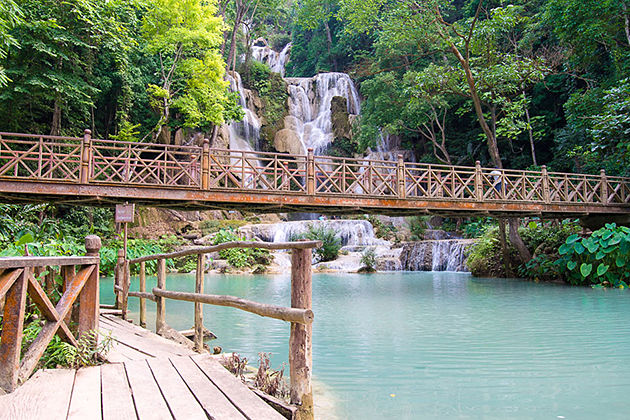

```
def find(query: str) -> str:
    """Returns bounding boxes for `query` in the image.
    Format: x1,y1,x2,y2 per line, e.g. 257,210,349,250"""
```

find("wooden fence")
1,131,629,207
115,240,320,420
0,236,101,393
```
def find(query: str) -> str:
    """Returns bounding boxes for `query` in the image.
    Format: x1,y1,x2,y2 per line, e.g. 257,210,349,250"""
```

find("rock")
214,125,230,149
330,96,352,141
274,128,304,155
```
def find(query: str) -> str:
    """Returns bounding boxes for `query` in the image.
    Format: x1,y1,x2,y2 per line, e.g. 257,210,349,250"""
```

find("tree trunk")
523,91,537,166
508,218,532,264
226,2,246,73
50,98,62,136
623,2,630,47
497,218,511,276
323,21,338,72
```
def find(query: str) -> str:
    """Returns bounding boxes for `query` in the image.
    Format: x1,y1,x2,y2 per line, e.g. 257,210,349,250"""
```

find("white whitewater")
400,240,472,272
240,220,386,247
225,72,260,152
284,73,361,155
251,42,292,76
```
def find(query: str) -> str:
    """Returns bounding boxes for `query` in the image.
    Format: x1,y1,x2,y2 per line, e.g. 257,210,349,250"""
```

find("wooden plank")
101,363,137,420
99,315,195,358
0,256,98,269
194,254,204,351
191,354,285,420
169,356,245,420
124,360,172,420
156,259,166,333
146,358,207,419
0,368,75,420
139,261,147,328
67,366,101,419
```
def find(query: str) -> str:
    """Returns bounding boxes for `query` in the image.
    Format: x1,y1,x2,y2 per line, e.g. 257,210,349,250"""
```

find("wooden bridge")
0,236,318,419
0,131,629,219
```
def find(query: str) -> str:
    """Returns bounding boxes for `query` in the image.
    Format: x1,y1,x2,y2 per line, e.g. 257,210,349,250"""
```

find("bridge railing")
1,130,629,206
115,240,319,420
0,236,101,393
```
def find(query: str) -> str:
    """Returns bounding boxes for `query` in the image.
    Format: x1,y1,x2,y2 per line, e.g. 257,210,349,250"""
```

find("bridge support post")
475,161,483,201
201,139,210,189
600,169,608,204
306,148,315,195
290,248,314,420
397,154,406,199
80,129,92,184
541,165,551,203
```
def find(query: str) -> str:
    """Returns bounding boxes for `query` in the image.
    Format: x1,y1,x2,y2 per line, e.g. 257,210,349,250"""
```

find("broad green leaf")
596,250,606,260
567,260,577,270
596,263,609,276
580,263,592,277
616,256,626,267
558,243,571,255
574,242,585,254
566,234,580,244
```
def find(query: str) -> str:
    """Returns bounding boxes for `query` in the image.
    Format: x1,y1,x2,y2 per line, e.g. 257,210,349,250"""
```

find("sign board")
115,204,135,223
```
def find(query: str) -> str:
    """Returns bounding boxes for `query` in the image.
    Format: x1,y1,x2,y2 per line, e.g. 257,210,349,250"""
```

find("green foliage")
359,247,377,272
557,223,630,287
200,219,249,236
465,226,505,278
409,216,428,241
212,229,271,269
296,224,341,263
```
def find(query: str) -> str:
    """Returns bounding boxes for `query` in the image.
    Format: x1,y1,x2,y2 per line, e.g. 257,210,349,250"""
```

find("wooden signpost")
115,203,134,317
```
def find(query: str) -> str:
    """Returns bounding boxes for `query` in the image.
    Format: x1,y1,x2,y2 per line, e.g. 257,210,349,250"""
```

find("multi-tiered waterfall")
225,72,260,152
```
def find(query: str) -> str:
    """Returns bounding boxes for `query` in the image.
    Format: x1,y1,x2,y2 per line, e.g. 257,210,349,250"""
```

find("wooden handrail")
0,235,101,393
127,240,322,264
152,288,314,324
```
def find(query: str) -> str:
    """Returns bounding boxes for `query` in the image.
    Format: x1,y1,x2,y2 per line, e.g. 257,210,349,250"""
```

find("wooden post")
62,265,75,323
0,269,28,393
397,154,406,199
541,165,550,203
78,235,101,337
139,261,147,328
155,258,166,334
474,161,483,201
289,248,314,420
115,249,125,313
80,129,92,184
306,148,315,195
194,253,205,352
201,138,210,189
601,169,608,204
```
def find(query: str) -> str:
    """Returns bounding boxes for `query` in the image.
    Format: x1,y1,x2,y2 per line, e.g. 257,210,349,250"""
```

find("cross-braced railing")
0,236,101,393
1,130,629,207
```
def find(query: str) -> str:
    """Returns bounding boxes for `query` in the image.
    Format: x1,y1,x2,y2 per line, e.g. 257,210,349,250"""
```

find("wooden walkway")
0,131,629,218
0,315,285,420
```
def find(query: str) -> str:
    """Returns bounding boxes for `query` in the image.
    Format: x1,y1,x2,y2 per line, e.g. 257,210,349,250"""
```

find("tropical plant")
558,223,630,287
359,247,377,273
298,224,341,262
212,229,271,268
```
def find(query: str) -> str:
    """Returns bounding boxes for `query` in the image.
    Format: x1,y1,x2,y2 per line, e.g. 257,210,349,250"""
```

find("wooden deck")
0,315,285,419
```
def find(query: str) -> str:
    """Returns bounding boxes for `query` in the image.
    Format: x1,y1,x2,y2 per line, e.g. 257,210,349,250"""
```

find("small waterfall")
240,220,386,247
225,72,260,152
400,240,472,272
285,73,361,155
251,42,292,76
365,130,415,162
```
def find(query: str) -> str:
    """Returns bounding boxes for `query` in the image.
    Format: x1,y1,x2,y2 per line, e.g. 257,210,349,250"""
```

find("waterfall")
239,220,387,247
284,73,361,155
251,43,292,76
365,130,415,162
225,72,260,152
399,240,472,272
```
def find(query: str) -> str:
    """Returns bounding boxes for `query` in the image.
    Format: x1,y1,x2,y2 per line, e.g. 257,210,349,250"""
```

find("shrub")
557,223,630,287
409,216,428,240
298,224,341,262
359,247,377,272
212,228,270,268
254,353,288,399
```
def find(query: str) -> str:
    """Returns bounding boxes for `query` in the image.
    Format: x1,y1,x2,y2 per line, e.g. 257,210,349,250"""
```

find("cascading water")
399,240,472,272
251,42,292,76
239,220,387,247
284,73,361,155
225,72,260,152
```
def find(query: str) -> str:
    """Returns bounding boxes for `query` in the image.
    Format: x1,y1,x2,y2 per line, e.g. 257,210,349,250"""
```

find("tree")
0,0,22,87
142,0,234,143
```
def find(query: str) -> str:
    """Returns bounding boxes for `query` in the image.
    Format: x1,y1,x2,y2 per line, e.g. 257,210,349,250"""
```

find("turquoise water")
100,272,630,419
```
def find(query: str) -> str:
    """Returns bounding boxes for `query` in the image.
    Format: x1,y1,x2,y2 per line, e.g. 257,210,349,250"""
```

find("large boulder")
274,128,304,155
331,96,352,141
